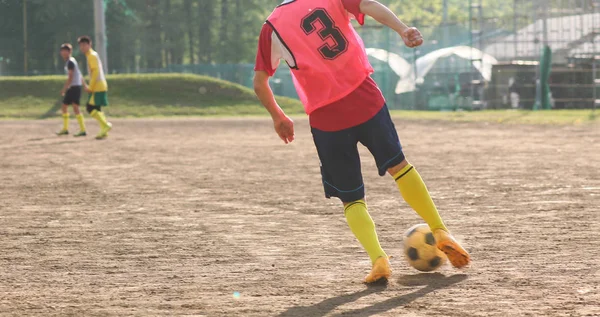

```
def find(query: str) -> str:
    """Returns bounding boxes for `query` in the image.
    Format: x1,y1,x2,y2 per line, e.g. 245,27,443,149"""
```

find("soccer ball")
402,224,447,272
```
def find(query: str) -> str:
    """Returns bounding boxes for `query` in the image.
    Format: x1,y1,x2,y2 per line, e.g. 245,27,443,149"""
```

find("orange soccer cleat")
433,229,471,268
364,256,392,284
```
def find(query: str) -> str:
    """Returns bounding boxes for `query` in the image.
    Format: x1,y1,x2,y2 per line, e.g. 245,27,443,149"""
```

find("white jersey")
64,56,82,87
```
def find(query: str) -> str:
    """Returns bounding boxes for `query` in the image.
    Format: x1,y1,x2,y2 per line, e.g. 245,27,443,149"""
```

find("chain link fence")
2,0,598,110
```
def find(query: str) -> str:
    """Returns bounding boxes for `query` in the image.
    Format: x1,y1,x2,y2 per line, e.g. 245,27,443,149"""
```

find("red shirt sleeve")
254,23,276,76
342,0,365,25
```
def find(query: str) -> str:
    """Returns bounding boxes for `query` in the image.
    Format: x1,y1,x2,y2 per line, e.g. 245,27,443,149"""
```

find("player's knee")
387,159,409,176
342,199,368,218
343,198,365,208
86,104,100,114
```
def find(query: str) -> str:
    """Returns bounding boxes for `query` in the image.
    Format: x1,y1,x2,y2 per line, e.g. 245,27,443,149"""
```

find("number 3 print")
301,8,348,60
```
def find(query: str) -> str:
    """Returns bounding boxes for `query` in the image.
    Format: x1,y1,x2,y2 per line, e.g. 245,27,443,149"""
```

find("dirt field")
0,118,599,317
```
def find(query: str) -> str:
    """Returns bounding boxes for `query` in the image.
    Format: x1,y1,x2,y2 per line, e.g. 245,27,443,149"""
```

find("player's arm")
81,76,89,91
254,71,294,144
87,57,98,92
359,0,423,48
253,23,294,144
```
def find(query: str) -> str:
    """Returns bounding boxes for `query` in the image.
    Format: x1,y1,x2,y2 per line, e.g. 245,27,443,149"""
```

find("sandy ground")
0,118,599,317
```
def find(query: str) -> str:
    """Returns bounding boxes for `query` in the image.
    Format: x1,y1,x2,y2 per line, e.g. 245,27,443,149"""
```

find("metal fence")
2,0,599,110
171,3,600,111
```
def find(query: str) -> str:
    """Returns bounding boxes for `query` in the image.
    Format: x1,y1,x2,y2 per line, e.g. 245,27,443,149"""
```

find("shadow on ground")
277,273,467,317
38,98,63,119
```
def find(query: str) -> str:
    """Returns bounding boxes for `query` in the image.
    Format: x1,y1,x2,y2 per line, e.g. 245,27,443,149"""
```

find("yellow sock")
344,200,388,264
90,110,107,128
62,113,69,131
76,114,86,132
394,164,447,232
97,111,109,126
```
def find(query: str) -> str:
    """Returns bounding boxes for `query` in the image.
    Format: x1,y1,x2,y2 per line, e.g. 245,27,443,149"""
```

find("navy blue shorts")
311,104,405,203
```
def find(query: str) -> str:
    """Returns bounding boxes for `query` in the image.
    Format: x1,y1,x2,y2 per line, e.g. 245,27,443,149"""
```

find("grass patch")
0,73,303,119
0,74,596,126
390,109,599,125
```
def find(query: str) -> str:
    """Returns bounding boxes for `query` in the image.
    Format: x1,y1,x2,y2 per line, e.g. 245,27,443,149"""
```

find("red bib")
267,0,373,114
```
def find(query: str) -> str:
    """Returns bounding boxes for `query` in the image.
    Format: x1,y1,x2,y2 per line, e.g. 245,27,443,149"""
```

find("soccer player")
253,0,471,283
56,43,86,137
78,36,112,140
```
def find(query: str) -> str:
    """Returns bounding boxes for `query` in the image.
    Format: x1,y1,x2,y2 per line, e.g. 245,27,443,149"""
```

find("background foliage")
0,0,520,75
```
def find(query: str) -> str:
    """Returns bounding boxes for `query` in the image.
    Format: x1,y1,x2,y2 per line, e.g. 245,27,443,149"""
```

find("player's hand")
60,89,66,96
273,114,295,144
402,27,423,48
85,86,92,93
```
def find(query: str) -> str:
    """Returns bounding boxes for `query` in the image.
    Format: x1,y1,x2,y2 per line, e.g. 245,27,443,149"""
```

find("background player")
56,43,86,137
78,36,112,140
254,0,471,283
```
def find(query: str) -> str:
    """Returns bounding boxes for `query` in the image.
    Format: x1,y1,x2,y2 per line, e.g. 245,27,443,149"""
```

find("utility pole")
443,0,449,48
513,0,518,58
94,0,108,73
23,0,27,75
541,0,548,46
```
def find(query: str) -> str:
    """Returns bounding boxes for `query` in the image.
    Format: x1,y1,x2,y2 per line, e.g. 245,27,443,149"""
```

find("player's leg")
357,106,442,229
71,87,87,137
358,104,470,268
389,161,470,268
312,126,390,283
72,103,87,137
57,91,72,135
87,92,112,139
87,103,110,138
57,103,70,135
388,160,447,232
344,200,391,283
95,92,112,139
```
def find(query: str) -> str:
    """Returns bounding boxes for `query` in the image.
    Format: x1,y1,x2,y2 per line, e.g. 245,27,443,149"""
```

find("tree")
197,1,214,63
184,0,195,64
143,0,163,69
0,0,553,75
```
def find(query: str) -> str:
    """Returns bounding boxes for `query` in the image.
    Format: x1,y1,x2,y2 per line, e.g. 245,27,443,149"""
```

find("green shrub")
0,73,303,118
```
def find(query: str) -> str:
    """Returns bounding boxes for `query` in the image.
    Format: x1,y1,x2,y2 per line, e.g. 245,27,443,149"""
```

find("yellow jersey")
85,49,108,92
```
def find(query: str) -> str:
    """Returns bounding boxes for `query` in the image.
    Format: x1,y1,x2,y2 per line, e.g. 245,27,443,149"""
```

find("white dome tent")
366,46,498,95
365,48,414,94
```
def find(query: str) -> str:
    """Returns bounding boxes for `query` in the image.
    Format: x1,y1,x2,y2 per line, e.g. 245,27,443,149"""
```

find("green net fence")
1,0,598,110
